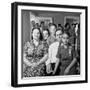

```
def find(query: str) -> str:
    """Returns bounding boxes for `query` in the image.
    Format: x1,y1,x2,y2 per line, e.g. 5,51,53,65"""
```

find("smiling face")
43,30,49,40
49,25,56,36
32,29,40,40
62,33,69,45
56,30,63,42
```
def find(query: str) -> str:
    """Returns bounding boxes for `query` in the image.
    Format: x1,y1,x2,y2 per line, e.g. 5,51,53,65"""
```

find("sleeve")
23,42,33,61
56,46,61,59
23,42,30,53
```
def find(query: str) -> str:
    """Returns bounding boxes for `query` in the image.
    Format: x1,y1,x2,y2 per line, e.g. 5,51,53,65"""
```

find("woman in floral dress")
23,28,48,77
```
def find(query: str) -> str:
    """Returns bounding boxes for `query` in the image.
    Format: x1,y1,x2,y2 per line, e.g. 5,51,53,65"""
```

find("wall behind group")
22,11,30,45
22,10,80,44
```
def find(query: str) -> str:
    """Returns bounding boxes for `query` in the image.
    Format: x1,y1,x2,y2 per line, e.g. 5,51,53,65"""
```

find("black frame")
11,2,88,87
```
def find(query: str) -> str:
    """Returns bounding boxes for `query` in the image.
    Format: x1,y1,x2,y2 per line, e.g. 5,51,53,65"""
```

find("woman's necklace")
33,39,39,47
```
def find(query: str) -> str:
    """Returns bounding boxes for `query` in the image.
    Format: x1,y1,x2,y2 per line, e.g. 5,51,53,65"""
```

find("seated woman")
46,29,63,76
23,28,48,77
56,32,78,75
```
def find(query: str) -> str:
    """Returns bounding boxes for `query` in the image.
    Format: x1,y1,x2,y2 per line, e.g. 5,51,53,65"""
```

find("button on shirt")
46,41,59,65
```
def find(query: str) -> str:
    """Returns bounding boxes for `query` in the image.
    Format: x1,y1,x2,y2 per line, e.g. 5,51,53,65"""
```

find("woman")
42,29,50,42
56,32,78,75
23,28,48,77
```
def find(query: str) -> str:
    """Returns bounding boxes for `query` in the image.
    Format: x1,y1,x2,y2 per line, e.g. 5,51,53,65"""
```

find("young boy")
47,24,57,46
46,29,63,75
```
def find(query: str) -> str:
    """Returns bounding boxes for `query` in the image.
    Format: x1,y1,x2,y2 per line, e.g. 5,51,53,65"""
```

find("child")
42,29,50,42
46,29,63,75
47,24,57,46
56,32,78,75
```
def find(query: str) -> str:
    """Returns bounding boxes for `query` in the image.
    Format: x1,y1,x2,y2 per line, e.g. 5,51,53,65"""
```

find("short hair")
65,23,70,28
63,32,70,38
49,23,57,28
31,28,43,40
55,28,64,36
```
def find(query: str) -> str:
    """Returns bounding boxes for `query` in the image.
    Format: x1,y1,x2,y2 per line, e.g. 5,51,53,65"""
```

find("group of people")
23,22,80,77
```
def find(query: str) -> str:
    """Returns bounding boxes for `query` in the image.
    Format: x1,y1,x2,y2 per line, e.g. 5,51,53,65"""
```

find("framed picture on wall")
11,2,88,87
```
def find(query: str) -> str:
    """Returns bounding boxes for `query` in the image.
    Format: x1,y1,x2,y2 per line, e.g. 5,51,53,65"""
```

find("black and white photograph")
22,10,80,77
11,2,88,87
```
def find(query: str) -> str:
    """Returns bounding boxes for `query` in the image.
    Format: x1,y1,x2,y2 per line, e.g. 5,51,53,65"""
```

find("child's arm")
68,57,77,69
64,57,77,75
46,45,52,73
64,47,77,75
53,58,60,75
53,44,61,75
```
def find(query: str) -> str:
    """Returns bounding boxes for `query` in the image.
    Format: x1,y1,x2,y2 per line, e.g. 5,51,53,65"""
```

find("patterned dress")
23,40,48,77
56,44,78,75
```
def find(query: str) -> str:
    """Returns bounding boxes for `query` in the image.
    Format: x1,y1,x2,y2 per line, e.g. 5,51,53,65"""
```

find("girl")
46,29,63,75
56,32,78,75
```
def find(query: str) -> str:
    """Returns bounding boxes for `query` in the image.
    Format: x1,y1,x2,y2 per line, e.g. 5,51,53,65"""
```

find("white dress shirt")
46,41,59,65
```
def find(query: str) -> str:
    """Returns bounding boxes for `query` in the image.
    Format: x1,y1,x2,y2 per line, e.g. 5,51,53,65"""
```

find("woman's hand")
64,67,70,75
31,63,38,68
23,54,33,67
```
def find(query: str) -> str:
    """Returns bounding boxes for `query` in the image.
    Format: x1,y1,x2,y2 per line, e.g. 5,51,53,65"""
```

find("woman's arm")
38,41,49,65
37,54,48,65
23,53,32,66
